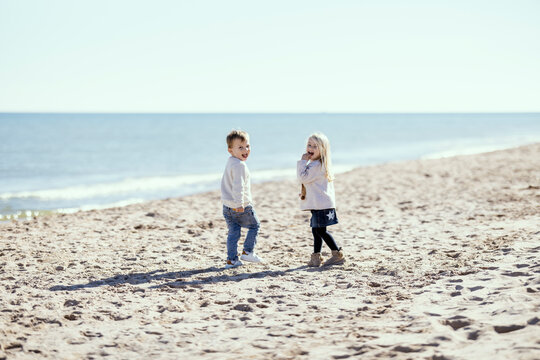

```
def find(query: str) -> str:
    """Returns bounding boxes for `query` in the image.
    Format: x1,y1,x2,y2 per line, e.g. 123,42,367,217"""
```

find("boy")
221,130,263,269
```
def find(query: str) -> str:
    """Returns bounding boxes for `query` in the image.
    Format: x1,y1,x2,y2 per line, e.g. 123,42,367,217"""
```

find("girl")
297,132,345,267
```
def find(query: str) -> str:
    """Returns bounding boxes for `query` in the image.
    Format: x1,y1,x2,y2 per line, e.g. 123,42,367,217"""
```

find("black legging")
312,227,339,253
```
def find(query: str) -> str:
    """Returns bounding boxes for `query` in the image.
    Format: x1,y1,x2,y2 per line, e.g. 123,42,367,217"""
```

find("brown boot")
323,249,345,266
307,253,323,267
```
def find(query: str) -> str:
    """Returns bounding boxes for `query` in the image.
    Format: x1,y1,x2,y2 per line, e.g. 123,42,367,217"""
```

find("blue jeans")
222,205,260,261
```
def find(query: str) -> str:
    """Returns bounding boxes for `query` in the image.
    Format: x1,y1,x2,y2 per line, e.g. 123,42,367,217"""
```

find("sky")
1,0,539,113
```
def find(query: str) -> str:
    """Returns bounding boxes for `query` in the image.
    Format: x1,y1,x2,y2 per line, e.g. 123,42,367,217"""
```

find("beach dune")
1,144,539,359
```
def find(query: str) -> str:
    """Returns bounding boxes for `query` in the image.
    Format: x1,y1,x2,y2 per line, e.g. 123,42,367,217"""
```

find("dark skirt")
310,208,338,228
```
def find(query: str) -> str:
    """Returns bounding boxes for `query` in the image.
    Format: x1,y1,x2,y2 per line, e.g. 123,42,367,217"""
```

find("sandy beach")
1,143,539,360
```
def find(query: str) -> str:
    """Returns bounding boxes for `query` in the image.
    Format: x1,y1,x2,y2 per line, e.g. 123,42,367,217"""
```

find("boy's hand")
301,153,311,160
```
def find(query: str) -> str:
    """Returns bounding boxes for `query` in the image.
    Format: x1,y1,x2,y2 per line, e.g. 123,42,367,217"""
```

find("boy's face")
306,138,321,160
228,138,251,161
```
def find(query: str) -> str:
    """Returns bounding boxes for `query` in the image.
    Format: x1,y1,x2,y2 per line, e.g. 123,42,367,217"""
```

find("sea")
1,113,539,220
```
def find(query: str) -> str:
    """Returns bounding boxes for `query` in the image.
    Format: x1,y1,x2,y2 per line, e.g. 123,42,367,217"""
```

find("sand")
1,144,539,360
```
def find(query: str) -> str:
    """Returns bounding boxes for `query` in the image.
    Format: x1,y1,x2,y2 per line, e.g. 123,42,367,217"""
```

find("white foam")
0,173,223,200
251,164,358,183
0,164,359,218
56,198,147,214
421,136,540,160
251,168,295,182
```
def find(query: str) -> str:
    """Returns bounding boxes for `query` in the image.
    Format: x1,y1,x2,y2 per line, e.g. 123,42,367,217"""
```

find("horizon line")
1,111,540,115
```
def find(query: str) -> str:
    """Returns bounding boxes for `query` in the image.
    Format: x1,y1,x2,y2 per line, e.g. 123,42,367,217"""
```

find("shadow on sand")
49,265,325,291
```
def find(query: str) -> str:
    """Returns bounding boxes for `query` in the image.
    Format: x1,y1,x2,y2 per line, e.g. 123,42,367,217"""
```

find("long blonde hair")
309,132,334,181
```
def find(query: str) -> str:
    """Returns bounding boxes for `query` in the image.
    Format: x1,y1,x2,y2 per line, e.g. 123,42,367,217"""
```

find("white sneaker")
240,251,263,263
225,259,243,269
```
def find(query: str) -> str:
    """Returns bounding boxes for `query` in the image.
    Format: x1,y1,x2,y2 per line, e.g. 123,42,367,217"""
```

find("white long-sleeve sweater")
297,159,336,211
221,156,253,208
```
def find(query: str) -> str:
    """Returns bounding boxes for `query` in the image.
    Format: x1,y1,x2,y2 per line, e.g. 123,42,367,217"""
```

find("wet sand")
1,144,539,359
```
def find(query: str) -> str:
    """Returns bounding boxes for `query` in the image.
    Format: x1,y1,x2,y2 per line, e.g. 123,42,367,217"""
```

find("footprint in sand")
493,324,526,333
443,316,472,330
232,304,253,312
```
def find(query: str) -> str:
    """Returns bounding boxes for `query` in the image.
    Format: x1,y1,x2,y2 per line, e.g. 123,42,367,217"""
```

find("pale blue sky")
1,0,539,113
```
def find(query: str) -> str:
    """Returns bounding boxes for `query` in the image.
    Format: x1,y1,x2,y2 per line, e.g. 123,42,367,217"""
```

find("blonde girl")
297,132,345,267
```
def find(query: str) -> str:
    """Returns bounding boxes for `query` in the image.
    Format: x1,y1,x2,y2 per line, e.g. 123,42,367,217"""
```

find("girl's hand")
301,153,311,160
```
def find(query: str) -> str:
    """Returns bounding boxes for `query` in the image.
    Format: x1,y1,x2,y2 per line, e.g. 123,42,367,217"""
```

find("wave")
0,198,148,220
0,164,360,202
421,136,540,160
56,198,148,213
0,173,223,201
251,164,357,182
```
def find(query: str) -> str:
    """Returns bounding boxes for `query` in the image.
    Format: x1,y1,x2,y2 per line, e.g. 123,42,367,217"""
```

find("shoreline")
2,140,539,222
1,143,539,359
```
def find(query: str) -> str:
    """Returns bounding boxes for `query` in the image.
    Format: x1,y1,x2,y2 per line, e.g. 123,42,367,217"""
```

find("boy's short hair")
226,130,249,148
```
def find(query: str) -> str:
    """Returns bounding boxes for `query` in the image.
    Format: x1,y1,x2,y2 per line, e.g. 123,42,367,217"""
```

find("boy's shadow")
49,265,323,292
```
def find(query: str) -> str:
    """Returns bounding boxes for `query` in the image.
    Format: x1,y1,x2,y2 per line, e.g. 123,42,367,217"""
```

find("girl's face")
306,138,321,160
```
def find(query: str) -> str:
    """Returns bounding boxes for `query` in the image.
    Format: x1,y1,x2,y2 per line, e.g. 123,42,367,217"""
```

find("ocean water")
1,113,539,220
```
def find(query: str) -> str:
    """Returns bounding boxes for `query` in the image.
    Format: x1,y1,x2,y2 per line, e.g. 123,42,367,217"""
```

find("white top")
297,159,336,211
221,156,253,208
